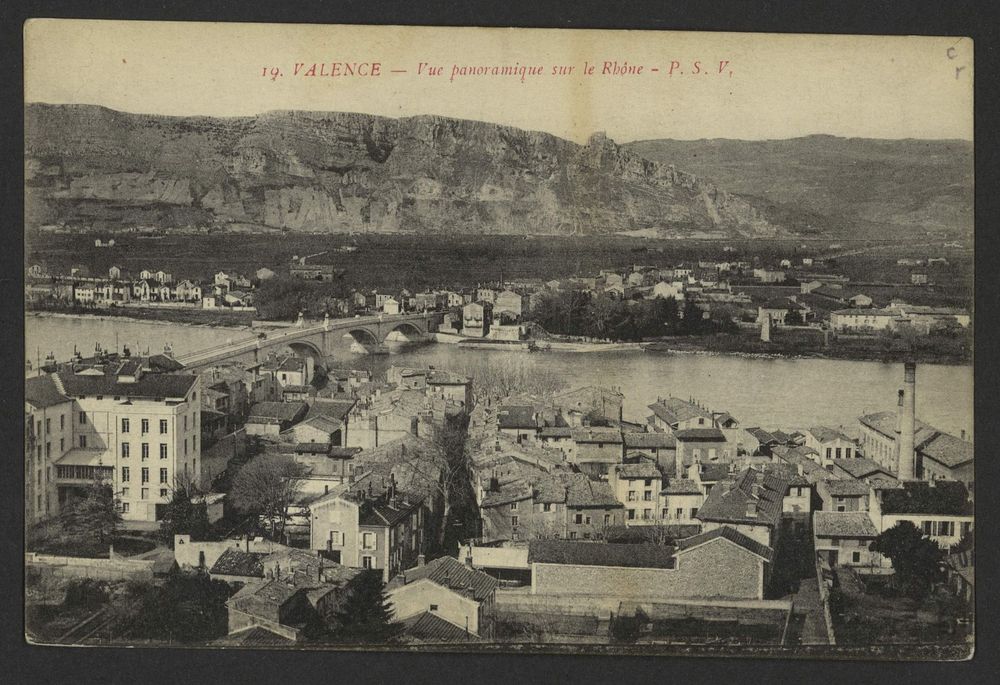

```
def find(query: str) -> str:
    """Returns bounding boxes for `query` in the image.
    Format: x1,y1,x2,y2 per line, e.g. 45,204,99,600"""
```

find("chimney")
417,554,426,567
898,362,917,480
745,501,757,518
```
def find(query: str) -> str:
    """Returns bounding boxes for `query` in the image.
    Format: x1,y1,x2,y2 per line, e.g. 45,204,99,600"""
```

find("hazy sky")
24,20,973,143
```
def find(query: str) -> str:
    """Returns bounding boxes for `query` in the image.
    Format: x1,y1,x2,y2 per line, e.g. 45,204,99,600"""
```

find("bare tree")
229,453,306,542
449,354,566,405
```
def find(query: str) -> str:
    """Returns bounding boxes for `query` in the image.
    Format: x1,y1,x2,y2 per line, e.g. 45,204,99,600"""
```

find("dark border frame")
2,2,997,684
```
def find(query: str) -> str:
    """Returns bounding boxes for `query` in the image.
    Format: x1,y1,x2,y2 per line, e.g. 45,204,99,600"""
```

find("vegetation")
870,521,945,599
253,276,351,320
49,479,122,551
448,354,567,405
158,476,214,547
327,570,402,644
112,574,232,643
228,453,307,542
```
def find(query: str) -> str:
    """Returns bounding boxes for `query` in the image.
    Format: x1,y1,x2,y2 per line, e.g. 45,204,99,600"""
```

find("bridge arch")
286,340,325,366
388,322,425,339
345,328,380,346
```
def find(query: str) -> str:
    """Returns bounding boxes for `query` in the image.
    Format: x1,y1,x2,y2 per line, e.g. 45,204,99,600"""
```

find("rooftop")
399,556,498,602
918,432,974,468
675,526,774,562
647,397,711,427
57,363,197,400
674,427,726,441
831,457,895,480
248,401,307,423
25,375,70,409
210,548,267,578
808,425,854,444
613,462,662,480
813,512,879,538
497,405,538,430
822,479,873,497
399,611,480,643
695,468,788,527
623,432,677,449
661,478,703,495
571,427,624,444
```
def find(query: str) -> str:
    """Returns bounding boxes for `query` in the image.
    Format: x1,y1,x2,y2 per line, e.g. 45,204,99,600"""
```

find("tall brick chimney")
897,362,917,480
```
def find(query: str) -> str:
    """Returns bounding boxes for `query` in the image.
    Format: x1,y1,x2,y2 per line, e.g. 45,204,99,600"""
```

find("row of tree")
527,290,736,341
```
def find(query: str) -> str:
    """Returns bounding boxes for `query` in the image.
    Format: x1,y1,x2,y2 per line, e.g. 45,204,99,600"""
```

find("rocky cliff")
26,104,787,238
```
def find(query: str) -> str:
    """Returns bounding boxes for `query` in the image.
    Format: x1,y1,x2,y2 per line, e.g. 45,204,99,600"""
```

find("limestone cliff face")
25,104,780,237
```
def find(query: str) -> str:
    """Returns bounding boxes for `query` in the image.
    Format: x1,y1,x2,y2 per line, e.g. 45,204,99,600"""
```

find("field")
26,231,974,298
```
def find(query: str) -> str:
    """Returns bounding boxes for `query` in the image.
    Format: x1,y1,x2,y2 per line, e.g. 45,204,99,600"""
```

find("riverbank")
26,305,256,329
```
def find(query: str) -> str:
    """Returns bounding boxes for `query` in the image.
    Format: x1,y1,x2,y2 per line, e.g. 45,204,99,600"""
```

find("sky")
24,20,973,144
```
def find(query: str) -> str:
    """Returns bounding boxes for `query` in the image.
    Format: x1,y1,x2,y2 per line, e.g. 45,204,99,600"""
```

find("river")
26,313,974,439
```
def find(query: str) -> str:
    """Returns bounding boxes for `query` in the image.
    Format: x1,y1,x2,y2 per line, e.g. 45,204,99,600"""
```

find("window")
643,491,652,501
644,479,652,487
79,435,87,448
159,468,168,484
852,551,861,563
939,521,955,537
142,443,150,460
569,532,577,539
122,487,129,498
845,448,853,459
362,532,377,550
60,438,64,452
574,514,584,524
825,447,832,459
429,604,439,611
159,444,168,459
361,556,374,569
160,419,168,434
628,509,635,520
542,503,552,513
691,507,698,518
60,415,65,430
121,442,130,458
922,521,933,536
836,447,842,459
122,467,130,482
45,418,51,434
45,442,51,458
329,531,343,546
122,502,130,513
510,516,519,527
121,418,130,433
141,467,149,483
79,412,87,425
141,419,149,434
141,488,149,500
183,416,188,431
160,488,168,498
604,514,611,526
510,502,518,511
627,490,636,501
643,509,652,520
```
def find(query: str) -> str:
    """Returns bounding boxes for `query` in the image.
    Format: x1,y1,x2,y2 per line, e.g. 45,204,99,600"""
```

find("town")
25,318,974,649
25,238,973,364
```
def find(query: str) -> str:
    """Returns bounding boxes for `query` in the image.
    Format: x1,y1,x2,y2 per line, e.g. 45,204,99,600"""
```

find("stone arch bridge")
175,312,441,371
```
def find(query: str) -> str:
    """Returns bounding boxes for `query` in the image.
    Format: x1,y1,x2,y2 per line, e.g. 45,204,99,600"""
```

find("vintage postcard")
23,20,973,658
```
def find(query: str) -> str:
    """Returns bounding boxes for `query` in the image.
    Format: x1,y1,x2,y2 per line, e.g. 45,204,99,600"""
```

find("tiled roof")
399,611,480,642
25,375,70,409
211,626,296,647
248,401,307,423
565,477,621,508
210,548,267,578
832,458,894,480
304,399,357,423
808,426,853,444
675,526,774,562
695,468,787,527
290,414,343,435
497,405,538,429
696,463,733,482
623,432,677,449
822,479,872,496
57,366,197,400
426,370,471,386
359,495,424,527
918,432,973,468
613,462,662,480
647,397,711,426
278,442,329,455
662,478,703,495
859,411,935,444
813,512,878,538
604,524,701,544
674,427,726,441
879,481,972,516
571,427,624,444
538,426,573,438
401,556,498,602
528,539,676,569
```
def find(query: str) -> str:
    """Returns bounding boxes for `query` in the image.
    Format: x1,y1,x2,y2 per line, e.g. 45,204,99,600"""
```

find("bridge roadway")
175,312,438,370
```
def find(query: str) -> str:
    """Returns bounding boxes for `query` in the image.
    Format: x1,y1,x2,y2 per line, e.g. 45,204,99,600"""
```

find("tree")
229,453,306,542
58,478,122,545
785,308,804,326
329,569,402,644
124,574,231,643
870,521,945,599
451,354,566,406
158,474,213,547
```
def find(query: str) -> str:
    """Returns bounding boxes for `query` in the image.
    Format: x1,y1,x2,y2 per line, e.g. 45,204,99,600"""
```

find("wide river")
26,314,974,439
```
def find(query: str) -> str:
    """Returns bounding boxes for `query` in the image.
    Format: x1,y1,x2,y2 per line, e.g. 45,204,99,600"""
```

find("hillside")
25,104,786,239
625,136,973,240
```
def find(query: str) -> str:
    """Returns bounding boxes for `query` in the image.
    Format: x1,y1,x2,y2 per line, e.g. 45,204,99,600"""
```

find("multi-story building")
25,375,76,522
608,461,662,523
28,354,201,523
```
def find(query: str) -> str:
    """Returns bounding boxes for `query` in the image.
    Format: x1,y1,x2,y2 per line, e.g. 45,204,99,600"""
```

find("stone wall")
25,553,155,583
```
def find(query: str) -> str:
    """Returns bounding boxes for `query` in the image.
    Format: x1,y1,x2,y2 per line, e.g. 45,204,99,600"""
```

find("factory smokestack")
897,362,917,480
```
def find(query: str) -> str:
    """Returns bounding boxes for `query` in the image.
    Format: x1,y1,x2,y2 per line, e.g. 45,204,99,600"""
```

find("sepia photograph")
21,19,974,659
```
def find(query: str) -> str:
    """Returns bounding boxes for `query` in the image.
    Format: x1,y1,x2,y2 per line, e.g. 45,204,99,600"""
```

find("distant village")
25,249,971,346
25,311,974,648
